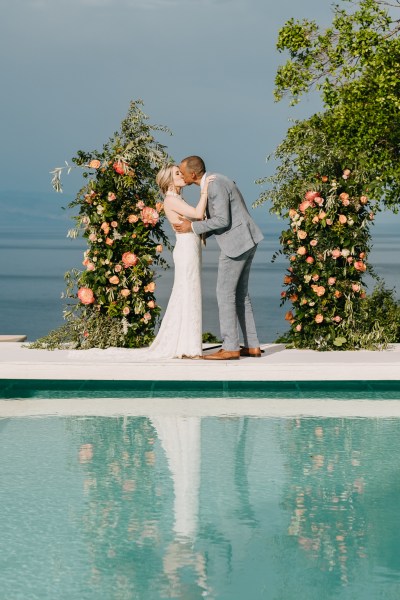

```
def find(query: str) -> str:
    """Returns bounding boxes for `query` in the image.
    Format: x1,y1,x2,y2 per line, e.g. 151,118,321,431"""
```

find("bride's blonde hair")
156,164,177,195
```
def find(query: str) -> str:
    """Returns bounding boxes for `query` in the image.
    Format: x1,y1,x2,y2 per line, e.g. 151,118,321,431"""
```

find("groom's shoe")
203,349,240,360
240,346,262,357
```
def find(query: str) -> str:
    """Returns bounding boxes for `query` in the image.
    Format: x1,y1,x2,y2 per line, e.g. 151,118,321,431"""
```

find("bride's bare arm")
164,176,215,220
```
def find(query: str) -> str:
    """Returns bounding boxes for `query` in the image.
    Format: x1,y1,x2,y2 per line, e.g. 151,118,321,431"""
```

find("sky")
1,0,333,220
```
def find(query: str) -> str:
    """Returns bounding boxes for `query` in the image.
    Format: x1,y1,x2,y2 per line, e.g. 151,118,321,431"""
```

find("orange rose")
144,282,156,293
89,159,101,169
315,314,324,323
105,238,113,246
109,276,120,285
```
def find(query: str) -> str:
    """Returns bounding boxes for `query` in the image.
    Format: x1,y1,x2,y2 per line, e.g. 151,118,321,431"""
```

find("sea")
1,190,400,344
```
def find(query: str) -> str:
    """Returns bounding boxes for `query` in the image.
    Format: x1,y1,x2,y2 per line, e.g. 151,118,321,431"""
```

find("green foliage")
273,0,400,210
32,100,172,349
202,331,222,344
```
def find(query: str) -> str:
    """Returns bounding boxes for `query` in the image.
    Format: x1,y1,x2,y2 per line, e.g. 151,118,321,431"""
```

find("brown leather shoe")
240,347,262,357
203,349,240,360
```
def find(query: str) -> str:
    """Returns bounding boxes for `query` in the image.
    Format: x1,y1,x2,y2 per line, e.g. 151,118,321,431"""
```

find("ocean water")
1,196,399,343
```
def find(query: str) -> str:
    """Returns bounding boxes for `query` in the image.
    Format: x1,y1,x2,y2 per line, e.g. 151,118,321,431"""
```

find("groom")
174,155,263,360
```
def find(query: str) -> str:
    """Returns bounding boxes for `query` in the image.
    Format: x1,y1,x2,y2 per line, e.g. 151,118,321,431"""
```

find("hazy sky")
1,0,333,212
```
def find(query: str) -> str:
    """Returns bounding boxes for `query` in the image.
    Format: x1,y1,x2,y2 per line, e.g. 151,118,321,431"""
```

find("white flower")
304,275,312,283
341,249,350,258
348,219,354,226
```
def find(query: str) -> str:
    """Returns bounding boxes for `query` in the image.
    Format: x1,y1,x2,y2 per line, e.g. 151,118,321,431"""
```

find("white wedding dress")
145,231,202,359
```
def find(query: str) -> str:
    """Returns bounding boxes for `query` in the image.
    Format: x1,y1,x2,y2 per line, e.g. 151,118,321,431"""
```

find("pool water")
1,414,400,599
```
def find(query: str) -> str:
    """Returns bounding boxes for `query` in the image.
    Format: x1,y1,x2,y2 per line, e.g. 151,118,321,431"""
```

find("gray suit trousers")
217,245,260,351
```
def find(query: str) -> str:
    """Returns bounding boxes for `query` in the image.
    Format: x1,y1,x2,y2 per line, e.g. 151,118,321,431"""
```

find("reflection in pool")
1,414,400,599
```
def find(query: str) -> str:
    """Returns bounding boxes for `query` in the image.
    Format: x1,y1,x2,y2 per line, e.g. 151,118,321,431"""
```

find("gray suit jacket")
192,173,264,258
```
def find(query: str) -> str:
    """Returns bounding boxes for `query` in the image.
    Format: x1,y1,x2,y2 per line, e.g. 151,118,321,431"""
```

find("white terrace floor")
1,342,400,381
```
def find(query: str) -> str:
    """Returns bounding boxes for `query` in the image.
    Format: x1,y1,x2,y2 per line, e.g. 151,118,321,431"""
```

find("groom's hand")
173,217,192,234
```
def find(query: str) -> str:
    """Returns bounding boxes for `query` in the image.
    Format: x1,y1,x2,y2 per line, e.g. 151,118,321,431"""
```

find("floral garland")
278,168,380,350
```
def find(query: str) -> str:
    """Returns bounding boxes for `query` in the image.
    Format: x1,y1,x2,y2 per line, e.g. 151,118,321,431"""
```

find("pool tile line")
1,379,400,399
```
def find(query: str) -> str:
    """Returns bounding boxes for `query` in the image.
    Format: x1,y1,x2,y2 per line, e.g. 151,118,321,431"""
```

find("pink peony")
122,252,138,268
141,206,159,227
315,314,324,324
109,276,120,285
78,287,95,305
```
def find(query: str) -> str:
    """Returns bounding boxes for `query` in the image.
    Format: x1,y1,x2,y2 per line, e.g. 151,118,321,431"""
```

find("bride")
141,165,214,359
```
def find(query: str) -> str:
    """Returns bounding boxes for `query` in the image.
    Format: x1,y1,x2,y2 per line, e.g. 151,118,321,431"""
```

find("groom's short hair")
181,155,206,176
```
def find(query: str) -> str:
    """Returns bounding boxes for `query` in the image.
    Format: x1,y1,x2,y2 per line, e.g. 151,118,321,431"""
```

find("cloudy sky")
1,0,334,217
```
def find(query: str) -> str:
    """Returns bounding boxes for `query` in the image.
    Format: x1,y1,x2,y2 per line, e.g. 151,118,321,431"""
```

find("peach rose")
318,210,327,220
360,195,368,204
352,283,361,292
122,307,130,316
316,286,326,297
108,192,116,201
359,252,366,259
144,282,156,293
310,239,318,247
141,207,159,227
285,311,294,322
312,216,319,224
332,315,342,323
101,222,110,234
297,246,307,256
290,294,298,302
343,168,351,178
147,300,156,309
347,256,354,263
326,218,333,225
299,200,312,213
284,275,293,284
114,264,122,273
360,292,367,299
89,233,97,242
354,260,367,272
89,159,101,169
328,277,336,285
340,192,349,201
338,214,347,224
128,214,139,223
281,291,286,298
133,285,140,293
311,274,319,282
295,324,302,331
122,252,138,268
289,208,298,219
77,287,95,304
156,244,163,253
156,201,164,213
109,276,120,285
306,256,314,264
298,230,307,240
120,289,131,297
111,221,118,228
105,237,113,246
314,196,324,207
290,255,297,262
321,175,329,182
113,160,128,175
334,290,342,298
331,249,342,259
87,262,95,271
143,312,151,322
315,314,324,323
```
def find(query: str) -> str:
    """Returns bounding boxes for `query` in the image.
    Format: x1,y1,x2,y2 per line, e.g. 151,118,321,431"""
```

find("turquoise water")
2,414,400,599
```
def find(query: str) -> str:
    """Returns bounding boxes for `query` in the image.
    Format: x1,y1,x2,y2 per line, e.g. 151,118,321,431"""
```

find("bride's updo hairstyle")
156,164,176,195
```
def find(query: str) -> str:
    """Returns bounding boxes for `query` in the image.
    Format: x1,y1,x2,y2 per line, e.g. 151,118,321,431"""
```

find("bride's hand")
204,175,216,192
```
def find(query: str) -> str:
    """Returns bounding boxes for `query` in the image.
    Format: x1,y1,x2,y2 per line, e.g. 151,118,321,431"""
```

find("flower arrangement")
277,168,389,350
31,100,172,349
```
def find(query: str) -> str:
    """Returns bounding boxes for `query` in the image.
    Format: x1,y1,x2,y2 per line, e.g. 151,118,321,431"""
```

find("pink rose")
310,239,318,247
77,287,95,305
295,324,302,332
318,210,327,220
101,222,110,234
289,208,298,219
122,252,138,268
369,212,374,220
87,262,95,271
315,314,324,323
328,277,336,285
299,200,312,213
89,233,97,242
141,206,159,227
354,260,367,272
128,214,139,223
298,230,307,239
143,312,151,322
114,264,122,273
352,284,360,292
316,286,326,297
147,300,156,309
311,274,319,282
338,214,347,224
111,221,118,228
136,201,145,209
122,306,130,316
331,249,342,259
332,316,342,323
306,256,314,264
326,218,333,225
314,196,324,206
108,192,117,201
297,246,307,256
109,275,119,285
113,160,128,175
360,195,368,204
305,191,319,202
280,291,286,298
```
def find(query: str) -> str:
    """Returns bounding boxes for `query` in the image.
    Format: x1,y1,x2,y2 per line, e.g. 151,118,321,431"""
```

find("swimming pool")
1,410,400,599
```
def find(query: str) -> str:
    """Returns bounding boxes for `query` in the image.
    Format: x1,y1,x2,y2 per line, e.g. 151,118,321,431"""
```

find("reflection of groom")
174,155,263,360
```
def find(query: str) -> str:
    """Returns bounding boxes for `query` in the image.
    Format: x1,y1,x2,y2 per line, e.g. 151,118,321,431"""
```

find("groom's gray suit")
191,173,264,351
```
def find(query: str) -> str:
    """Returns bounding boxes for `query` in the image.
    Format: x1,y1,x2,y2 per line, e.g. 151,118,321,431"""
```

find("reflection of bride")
151,415,212,598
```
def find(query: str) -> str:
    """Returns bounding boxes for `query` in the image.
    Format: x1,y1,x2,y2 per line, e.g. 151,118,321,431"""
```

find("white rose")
341,249,350,257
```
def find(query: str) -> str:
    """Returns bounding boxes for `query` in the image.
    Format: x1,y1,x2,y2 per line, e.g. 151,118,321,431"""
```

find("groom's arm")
192,178,231,236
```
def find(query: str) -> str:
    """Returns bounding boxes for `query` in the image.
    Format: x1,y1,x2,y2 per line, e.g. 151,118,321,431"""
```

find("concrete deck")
1,342,399,381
